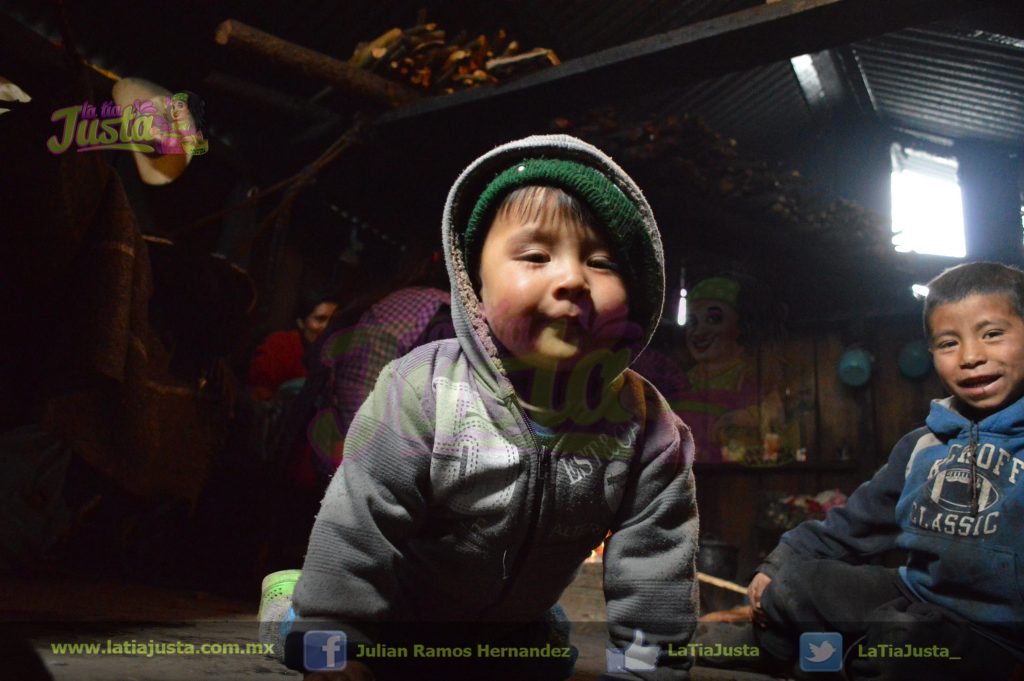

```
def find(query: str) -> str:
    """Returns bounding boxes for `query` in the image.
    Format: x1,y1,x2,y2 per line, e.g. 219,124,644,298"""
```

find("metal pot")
697,536,741,613
697,537,738,580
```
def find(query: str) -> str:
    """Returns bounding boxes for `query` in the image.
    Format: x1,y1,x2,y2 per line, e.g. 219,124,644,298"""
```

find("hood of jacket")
926,394,1024,439
440,134,665,399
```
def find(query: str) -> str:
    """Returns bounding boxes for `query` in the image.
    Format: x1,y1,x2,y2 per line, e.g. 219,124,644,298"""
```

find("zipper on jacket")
967,422,979,515
495,396,546,595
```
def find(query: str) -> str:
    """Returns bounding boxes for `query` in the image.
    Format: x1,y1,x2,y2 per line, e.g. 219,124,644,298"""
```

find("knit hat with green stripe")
463,158,658,329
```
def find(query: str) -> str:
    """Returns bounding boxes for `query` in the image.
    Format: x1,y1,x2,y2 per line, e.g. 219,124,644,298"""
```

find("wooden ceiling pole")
214,19,418,110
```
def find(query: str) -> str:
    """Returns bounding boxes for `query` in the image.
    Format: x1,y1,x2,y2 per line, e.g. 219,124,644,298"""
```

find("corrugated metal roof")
675,62,813,149
852,26,1024,144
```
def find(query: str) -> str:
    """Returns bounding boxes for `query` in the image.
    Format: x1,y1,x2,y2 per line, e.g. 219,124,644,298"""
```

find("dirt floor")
7,565,781,680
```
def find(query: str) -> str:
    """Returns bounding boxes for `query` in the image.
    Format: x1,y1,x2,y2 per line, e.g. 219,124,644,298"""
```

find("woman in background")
247,291,338,401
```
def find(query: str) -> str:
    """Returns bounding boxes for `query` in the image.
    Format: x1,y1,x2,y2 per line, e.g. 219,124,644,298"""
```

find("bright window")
890,143,965,258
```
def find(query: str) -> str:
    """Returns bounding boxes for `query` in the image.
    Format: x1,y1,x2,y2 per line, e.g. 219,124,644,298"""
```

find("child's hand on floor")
747,573,772,627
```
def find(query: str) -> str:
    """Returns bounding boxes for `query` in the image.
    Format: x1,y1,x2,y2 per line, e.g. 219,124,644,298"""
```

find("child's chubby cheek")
589,301,634,344
481,297,540,355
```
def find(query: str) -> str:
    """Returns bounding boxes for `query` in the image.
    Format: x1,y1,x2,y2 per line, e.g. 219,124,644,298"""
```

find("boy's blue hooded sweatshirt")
758,394,1024,644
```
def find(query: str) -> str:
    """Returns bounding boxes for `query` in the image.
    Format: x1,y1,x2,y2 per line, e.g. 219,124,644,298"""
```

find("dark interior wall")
696,313,945,578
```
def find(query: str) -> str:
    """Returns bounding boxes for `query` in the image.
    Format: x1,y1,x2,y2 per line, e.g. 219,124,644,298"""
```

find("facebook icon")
304,630,347,671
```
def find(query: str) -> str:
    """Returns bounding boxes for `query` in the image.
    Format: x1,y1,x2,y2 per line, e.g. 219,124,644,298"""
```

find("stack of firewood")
553,108,786,200
552,109,889,254
349,23,559,95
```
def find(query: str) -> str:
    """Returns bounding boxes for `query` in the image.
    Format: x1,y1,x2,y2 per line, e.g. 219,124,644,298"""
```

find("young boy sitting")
281,135,699,680
746,261,1024,680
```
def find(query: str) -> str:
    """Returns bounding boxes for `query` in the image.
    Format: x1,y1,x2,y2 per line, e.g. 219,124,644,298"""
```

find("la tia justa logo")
47,99,161,154
46,92,209,156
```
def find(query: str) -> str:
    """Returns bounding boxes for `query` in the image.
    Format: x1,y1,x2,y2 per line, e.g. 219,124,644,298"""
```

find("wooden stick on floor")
697,571,748,595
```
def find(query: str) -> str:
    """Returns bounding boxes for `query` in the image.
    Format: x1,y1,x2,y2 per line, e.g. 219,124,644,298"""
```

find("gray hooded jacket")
290,135,699,679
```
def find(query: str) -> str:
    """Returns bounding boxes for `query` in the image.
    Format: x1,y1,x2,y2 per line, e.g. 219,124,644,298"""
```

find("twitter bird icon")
807,640,836,662
800,632,843,672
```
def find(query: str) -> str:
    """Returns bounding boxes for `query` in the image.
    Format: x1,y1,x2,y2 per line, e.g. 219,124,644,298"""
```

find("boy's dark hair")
495,185,599,234
924,261,1024,336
